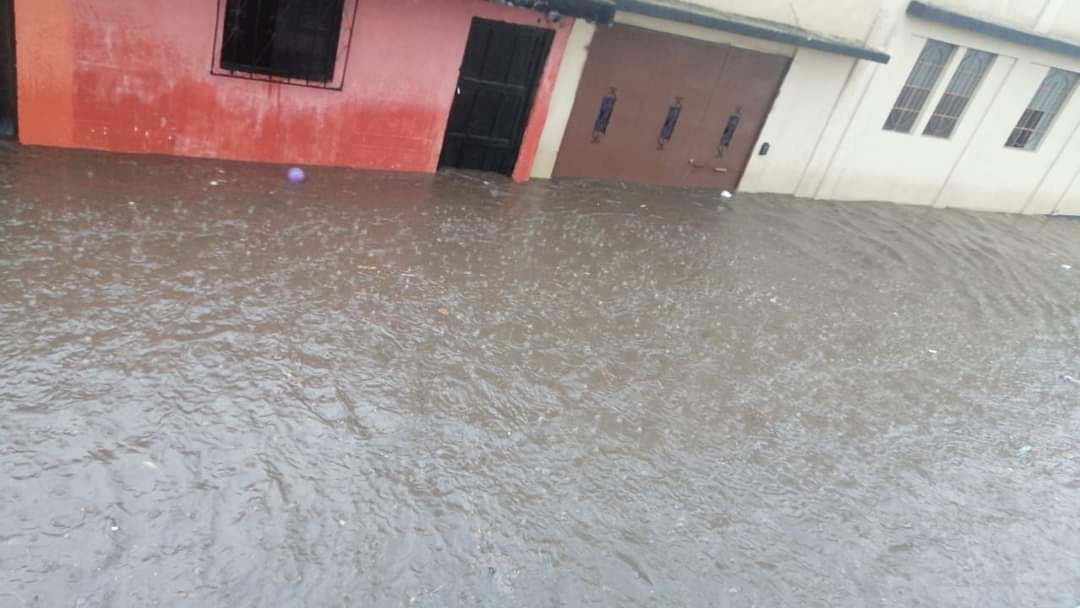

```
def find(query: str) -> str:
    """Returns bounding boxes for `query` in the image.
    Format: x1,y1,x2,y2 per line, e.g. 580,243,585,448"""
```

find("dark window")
220,0,346,83
923,49,994,139
591,88,617,142
1005,68,1079,150
884,40,956,133
656,97,683,150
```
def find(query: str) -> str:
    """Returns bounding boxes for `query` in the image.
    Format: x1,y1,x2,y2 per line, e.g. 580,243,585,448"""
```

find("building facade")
7,0,1080,215
11,0,589,182
533,0,1080,215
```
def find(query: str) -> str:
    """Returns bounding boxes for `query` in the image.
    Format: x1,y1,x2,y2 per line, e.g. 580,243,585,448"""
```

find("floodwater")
2,145,1079,607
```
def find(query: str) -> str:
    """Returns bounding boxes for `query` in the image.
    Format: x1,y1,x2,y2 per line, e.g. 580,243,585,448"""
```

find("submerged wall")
14,0,571,181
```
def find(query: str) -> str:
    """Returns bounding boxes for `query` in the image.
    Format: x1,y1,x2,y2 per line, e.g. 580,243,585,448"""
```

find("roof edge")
614,0,891,63
907,1,1080,60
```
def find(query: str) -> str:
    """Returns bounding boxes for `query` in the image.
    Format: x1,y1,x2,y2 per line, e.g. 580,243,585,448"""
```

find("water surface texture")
2,147,1079,607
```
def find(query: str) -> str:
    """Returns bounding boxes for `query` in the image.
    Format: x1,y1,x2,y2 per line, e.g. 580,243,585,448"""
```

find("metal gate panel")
553,25,788,190
682,47,789,190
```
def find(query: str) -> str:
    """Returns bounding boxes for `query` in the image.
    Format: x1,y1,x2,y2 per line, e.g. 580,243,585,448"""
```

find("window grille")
212,0,359,90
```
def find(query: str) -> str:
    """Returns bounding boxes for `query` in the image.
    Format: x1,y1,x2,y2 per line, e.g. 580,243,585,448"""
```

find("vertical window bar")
305,0,323,82
252,0,263,71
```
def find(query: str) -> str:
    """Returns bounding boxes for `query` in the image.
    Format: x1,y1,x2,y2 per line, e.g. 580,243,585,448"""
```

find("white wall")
936,60,1080,214
814,33,1017,206
737,48,855,195
747,0,907,199
1046,2,1080,44
803,12,1080,213
1053,165,1080,215
1024,112,1080,215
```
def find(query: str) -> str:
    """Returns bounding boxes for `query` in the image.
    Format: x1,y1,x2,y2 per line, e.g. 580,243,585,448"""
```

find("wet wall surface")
1,146,1079,607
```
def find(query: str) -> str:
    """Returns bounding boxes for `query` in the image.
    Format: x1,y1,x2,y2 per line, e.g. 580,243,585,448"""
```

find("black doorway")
0,0,15,138
438,18,553,176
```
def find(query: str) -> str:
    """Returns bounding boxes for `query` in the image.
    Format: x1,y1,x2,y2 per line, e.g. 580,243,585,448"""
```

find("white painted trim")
530,19,596,179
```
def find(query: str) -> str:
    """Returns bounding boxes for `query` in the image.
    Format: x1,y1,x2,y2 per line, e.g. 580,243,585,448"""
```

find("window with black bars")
1005,68,1079,151
922,49,994,139
215,0,355,89
883,40,956,133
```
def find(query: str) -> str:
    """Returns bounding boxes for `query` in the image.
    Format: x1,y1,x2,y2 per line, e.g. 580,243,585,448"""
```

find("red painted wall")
14,0,571,181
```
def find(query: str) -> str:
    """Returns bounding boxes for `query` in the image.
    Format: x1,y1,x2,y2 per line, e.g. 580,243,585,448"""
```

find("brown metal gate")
552,25,788,190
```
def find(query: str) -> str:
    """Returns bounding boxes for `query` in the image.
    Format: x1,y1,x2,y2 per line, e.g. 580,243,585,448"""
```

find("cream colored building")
534,0,1080,215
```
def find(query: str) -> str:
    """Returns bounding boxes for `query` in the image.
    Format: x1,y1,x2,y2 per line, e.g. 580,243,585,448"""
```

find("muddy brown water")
1,146,1079,607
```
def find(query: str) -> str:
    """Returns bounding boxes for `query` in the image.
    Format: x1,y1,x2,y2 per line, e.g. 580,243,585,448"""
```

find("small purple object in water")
287,167,306,184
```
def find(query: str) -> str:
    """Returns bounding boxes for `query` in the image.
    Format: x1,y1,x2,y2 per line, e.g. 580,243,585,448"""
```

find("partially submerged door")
0,0,16,138
438,18,554,176
553,25,788,190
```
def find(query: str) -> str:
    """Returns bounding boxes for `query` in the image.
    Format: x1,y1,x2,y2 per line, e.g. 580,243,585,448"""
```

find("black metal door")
0,0,15,138
438,18,553,176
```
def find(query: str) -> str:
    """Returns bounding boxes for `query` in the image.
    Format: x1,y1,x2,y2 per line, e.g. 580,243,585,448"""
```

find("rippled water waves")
2,147,1079,606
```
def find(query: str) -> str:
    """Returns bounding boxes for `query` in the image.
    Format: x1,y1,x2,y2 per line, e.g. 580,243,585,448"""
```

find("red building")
12,0,613,181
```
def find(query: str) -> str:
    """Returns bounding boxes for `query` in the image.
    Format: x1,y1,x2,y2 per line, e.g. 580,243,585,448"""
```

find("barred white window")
884,40,956,133
1005,68,1080,150
923,49,995,138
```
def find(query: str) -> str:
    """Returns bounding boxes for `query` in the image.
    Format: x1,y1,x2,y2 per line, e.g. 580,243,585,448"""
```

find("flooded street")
2,146,1080,607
